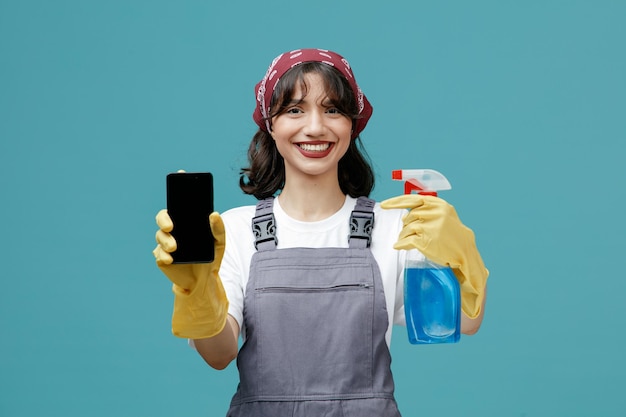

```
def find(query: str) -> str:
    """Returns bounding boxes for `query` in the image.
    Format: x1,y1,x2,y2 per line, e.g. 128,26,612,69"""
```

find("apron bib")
227,197,401,417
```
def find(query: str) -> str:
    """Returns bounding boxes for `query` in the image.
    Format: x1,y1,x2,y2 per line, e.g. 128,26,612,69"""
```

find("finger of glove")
155,229,177,252
402,207,444,227
153,244,174,265
380,194,426,210
403,196,459,226
393,234,428,252
397,220,425,242
156,209,173,232
209,212,225,247
402,208,426,225
209,212,226,265
395,234,451,268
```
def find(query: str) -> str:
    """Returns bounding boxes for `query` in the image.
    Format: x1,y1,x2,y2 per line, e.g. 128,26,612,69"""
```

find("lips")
295,142,334,158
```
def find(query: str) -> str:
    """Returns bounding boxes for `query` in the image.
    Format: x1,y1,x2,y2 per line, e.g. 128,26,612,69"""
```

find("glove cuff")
171,294,229,339
453,266,489,319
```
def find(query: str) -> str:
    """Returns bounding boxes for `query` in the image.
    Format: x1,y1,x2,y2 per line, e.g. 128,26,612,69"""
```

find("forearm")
461,285,487,335
193,314,240,370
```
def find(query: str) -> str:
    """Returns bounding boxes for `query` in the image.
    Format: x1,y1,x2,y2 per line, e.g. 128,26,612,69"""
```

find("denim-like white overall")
227,197,401,417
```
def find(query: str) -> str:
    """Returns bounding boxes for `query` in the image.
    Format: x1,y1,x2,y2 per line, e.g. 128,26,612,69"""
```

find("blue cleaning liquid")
404,265,461,344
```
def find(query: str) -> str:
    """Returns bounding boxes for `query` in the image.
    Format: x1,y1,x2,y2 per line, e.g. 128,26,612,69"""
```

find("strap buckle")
349,210,374,248
252,212,277,250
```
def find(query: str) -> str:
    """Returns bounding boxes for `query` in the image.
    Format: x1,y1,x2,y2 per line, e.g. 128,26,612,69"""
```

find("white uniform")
219,195,415,346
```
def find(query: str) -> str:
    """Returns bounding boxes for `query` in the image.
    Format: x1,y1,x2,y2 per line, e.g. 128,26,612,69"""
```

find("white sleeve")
219,207,255,331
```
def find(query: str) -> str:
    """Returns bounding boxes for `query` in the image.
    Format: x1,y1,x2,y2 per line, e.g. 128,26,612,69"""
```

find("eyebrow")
285,97,305,106
285,96,334,106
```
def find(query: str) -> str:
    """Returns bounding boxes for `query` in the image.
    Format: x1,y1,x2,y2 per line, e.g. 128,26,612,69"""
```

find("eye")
326,107,341,115
285,107,302,114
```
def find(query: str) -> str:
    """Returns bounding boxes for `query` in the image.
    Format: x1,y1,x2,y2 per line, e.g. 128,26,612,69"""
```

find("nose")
302,109,325,137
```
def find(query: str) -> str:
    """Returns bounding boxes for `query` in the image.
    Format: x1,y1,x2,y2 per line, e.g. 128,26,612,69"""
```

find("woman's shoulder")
220,204,257,229
222,204,257,218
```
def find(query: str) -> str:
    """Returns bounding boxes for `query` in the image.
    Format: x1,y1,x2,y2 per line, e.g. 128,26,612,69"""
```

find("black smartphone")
166,172,214,263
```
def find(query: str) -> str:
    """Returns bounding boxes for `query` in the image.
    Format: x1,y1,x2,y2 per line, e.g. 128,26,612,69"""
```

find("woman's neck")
278,177,346,222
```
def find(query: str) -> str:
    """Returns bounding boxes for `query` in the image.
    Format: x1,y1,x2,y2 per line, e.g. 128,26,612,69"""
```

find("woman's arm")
193,314,240,370
461,285,487,335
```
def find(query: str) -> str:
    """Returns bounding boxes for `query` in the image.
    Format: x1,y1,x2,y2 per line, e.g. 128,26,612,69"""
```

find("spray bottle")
392,169,461,345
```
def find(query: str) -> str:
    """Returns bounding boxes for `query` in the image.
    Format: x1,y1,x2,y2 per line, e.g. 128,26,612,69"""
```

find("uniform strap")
349,197,375,248
253,196,375,250
252,197,277,251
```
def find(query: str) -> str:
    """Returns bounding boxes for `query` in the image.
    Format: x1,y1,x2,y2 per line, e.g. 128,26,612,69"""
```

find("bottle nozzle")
391,170,403,180
392,169,452,196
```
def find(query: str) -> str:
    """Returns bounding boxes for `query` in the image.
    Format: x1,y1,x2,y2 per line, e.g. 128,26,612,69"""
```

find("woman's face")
271,72,352,181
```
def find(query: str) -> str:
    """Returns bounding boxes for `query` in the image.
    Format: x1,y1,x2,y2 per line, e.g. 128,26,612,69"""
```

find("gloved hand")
153,209,229,338
381,194,488,318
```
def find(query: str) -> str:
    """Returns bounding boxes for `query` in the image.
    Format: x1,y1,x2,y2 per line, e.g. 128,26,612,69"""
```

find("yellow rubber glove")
153,210,229,339
381,194,488,318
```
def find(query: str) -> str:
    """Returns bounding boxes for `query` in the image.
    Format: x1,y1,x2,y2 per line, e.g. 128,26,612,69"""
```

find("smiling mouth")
297,143,331,152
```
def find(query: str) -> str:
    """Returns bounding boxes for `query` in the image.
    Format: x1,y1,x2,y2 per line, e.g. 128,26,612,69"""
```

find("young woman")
153,48,489,416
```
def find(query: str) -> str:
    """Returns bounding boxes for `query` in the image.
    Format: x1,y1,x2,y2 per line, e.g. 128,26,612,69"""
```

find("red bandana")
252,49,373,139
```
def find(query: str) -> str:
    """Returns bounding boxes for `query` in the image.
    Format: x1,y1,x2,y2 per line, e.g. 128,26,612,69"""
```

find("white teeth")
299,143,330,152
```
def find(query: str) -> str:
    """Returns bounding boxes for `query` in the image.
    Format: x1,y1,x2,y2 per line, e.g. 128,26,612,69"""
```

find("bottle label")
404,266,461,345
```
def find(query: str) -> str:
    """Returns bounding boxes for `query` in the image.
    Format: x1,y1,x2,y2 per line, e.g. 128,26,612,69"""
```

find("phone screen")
166,172,214,263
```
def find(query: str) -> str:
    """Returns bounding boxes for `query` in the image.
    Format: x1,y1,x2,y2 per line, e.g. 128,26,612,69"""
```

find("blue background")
1,1,625,416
